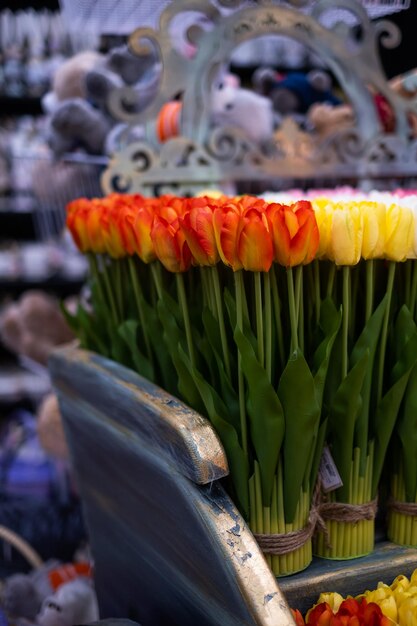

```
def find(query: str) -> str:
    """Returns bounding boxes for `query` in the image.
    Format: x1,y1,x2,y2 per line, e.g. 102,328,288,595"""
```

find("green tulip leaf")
350,295,388,471
371,327,417,496
372,371,414,497
202,308,240,434
234,328,284,507
278,349,321,522
177,345,249,518
118,320,154,381
157,297,205,415
327,351,369,501
398,364,417,501
313,298,342,408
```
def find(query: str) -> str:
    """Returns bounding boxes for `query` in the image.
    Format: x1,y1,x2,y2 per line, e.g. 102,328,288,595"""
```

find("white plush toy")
210,73,277,145
37,579,99,626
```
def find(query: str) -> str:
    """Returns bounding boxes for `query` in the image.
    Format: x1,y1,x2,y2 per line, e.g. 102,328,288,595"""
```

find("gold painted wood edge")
49,344,229,484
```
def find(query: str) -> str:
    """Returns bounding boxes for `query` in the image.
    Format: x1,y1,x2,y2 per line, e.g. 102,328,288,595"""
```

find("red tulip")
292,609,306,626
307,603,334,626
266,200,319,267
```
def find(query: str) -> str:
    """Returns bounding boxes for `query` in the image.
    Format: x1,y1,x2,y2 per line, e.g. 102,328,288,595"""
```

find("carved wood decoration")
101,0,417,196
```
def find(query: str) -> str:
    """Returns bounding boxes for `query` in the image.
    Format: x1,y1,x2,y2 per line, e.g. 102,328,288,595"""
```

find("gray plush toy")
44,45,161,158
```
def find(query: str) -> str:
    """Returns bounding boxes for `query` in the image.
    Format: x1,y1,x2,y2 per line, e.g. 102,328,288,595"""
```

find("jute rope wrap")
388,498,417,516
253,484,378,557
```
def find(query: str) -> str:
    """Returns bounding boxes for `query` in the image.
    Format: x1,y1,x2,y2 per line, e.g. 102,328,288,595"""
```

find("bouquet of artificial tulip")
65,191,417,572
66,193,341,576
309,198,417,559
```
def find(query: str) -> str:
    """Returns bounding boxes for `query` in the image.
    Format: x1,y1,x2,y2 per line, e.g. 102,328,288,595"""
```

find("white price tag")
319,445,343,493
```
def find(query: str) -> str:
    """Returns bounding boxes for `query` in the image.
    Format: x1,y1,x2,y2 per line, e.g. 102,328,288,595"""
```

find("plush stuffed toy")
210,73,277,145
2,561,93,622
37,578,98,626
0,291,74,462
307,102,355,140
252,67,341,124
0,291,74,366
44,45,161,157
155,73,276,148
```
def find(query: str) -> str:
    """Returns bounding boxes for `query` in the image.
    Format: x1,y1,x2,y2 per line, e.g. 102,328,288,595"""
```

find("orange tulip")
132,200,157,263
107,195,139,256
151,213,191,272
66,198,91,253
238,206,273,272
99,198,125,258
85,199,107,254
213,199,273,272
266,200,319,267
180,202,219,266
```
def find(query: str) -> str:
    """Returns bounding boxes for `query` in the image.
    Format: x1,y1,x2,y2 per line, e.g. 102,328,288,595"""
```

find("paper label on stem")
319,445,343,492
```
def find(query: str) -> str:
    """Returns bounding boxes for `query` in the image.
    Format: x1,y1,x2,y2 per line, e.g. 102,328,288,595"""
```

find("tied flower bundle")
295,567,417,625
66,192,417,573
310,198,417,558
66,192,336,576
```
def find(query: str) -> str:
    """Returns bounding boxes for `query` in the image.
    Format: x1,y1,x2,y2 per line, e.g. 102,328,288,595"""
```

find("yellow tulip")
316,591,344,612
360,585,398,622
398,597,417,626
409,569,417,587
391,575,410,593
361,201,386,259
312,200,333,260
329,202,363,265
385,204,414,261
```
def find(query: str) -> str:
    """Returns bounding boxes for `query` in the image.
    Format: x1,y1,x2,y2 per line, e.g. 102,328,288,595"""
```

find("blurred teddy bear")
307,102,355,140
43,45,160,158
0,291,74,366
252,67,341,126
0,291,74,462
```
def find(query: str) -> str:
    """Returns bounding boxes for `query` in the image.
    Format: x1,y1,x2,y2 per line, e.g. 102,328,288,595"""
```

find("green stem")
114,258,123,320
264,272,272,382
128,257,153,364
327,263,336,298
365,260,374,323
271,267,285,371
405,260,412,309
254,272,264,367
342,266,350,379
410,260,417,319
314,259,321,325
377,262,396,403
295,265,303,326
150,262,163,299
88,253,106,309
176,273,196,369
102,258,119,326
298,267,304,354
287,267,298,352
235,270,248,457
211,266,231,380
